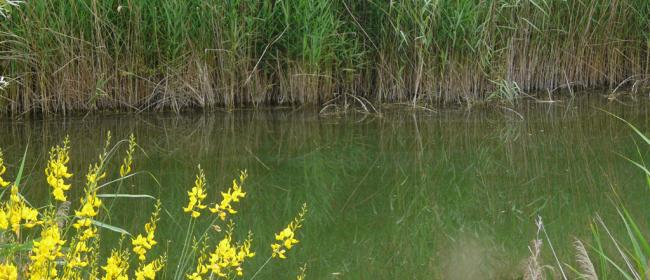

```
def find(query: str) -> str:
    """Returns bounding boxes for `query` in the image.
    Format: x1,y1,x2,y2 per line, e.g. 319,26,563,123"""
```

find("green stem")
249,256,272,280
175,217,195,279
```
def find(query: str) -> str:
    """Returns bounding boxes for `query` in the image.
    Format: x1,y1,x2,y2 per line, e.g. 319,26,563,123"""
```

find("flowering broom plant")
0,133,308,280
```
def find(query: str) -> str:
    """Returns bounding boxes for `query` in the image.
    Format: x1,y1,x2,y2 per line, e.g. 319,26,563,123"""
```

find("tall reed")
0,0,648,114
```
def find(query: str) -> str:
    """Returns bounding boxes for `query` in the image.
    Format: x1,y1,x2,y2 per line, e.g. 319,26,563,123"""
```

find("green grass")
0,0,649,114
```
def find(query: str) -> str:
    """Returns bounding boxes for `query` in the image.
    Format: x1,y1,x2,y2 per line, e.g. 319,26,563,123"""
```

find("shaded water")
2,97,650,279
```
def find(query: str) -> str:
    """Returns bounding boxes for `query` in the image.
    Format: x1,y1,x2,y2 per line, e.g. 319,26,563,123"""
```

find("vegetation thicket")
0,0,649,114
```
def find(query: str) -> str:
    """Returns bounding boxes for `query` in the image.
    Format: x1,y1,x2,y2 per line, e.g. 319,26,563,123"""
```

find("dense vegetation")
0,0,649,114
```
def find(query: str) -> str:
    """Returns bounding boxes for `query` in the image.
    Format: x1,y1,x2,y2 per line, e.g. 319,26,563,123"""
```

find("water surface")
2,96,650,279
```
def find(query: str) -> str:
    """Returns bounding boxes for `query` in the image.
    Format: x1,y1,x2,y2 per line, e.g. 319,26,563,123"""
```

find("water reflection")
1,96,649,278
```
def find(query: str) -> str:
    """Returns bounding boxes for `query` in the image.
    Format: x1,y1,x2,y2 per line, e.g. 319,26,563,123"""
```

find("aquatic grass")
568,114,650,279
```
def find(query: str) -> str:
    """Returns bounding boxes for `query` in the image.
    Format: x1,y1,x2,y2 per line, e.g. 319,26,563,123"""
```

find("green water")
2,97,650,279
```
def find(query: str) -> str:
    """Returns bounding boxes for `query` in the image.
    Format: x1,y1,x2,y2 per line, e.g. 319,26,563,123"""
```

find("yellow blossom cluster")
65,164,106,277
187,231,255,279
0,135,309,280
0,149,10,188
102,249,130,280
133,201,161,261
0,184,40,235
28,215,66,279
208,233,255,277
64,237,93,273
120,134,136,177
209,170,248,220
187,253,209,280
45,137,73,201
134,257,165,280
73,165,105,237
183,166,208,218
0,261,18,280
272,203,307,259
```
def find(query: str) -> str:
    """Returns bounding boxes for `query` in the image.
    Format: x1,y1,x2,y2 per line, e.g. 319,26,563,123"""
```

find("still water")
1,97,650,279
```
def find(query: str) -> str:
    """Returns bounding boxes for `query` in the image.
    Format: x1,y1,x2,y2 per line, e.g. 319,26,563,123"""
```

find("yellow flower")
44,137,73,202
134,257,165,280
67,162,106,277
120,134,136,177
65,238,91,271
21,205,39,228
209,170,247,220
271,243,286,259
133,201,160,262
272,203,307,260
183,166,207,218
0,149,10,188
0,261,18,280
0,208,7,230
101,250,129,280
3,184,41,235
205,228,255,278
186,254,209,280
28,217,66,280
73,190,102,235
73,164,104,236
86,170,107,186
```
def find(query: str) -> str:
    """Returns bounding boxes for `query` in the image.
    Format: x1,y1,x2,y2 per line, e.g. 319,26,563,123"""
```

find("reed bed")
0,0,648,114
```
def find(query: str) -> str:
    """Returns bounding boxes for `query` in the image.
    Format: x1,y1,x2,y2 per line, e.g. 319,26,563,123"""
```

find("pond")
1,96,650,279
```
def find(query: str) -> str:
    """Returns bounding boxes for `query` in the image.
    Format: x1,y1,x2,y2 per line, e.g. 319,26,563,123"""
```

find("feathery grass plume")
524,238,544,280
573,238,598,280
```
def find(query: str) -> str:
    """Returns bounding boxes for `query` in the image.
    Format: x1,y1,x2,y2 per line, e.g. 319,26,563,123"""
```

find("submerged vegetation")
518,116,650,280
0,134,308,279
0,0,649,114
